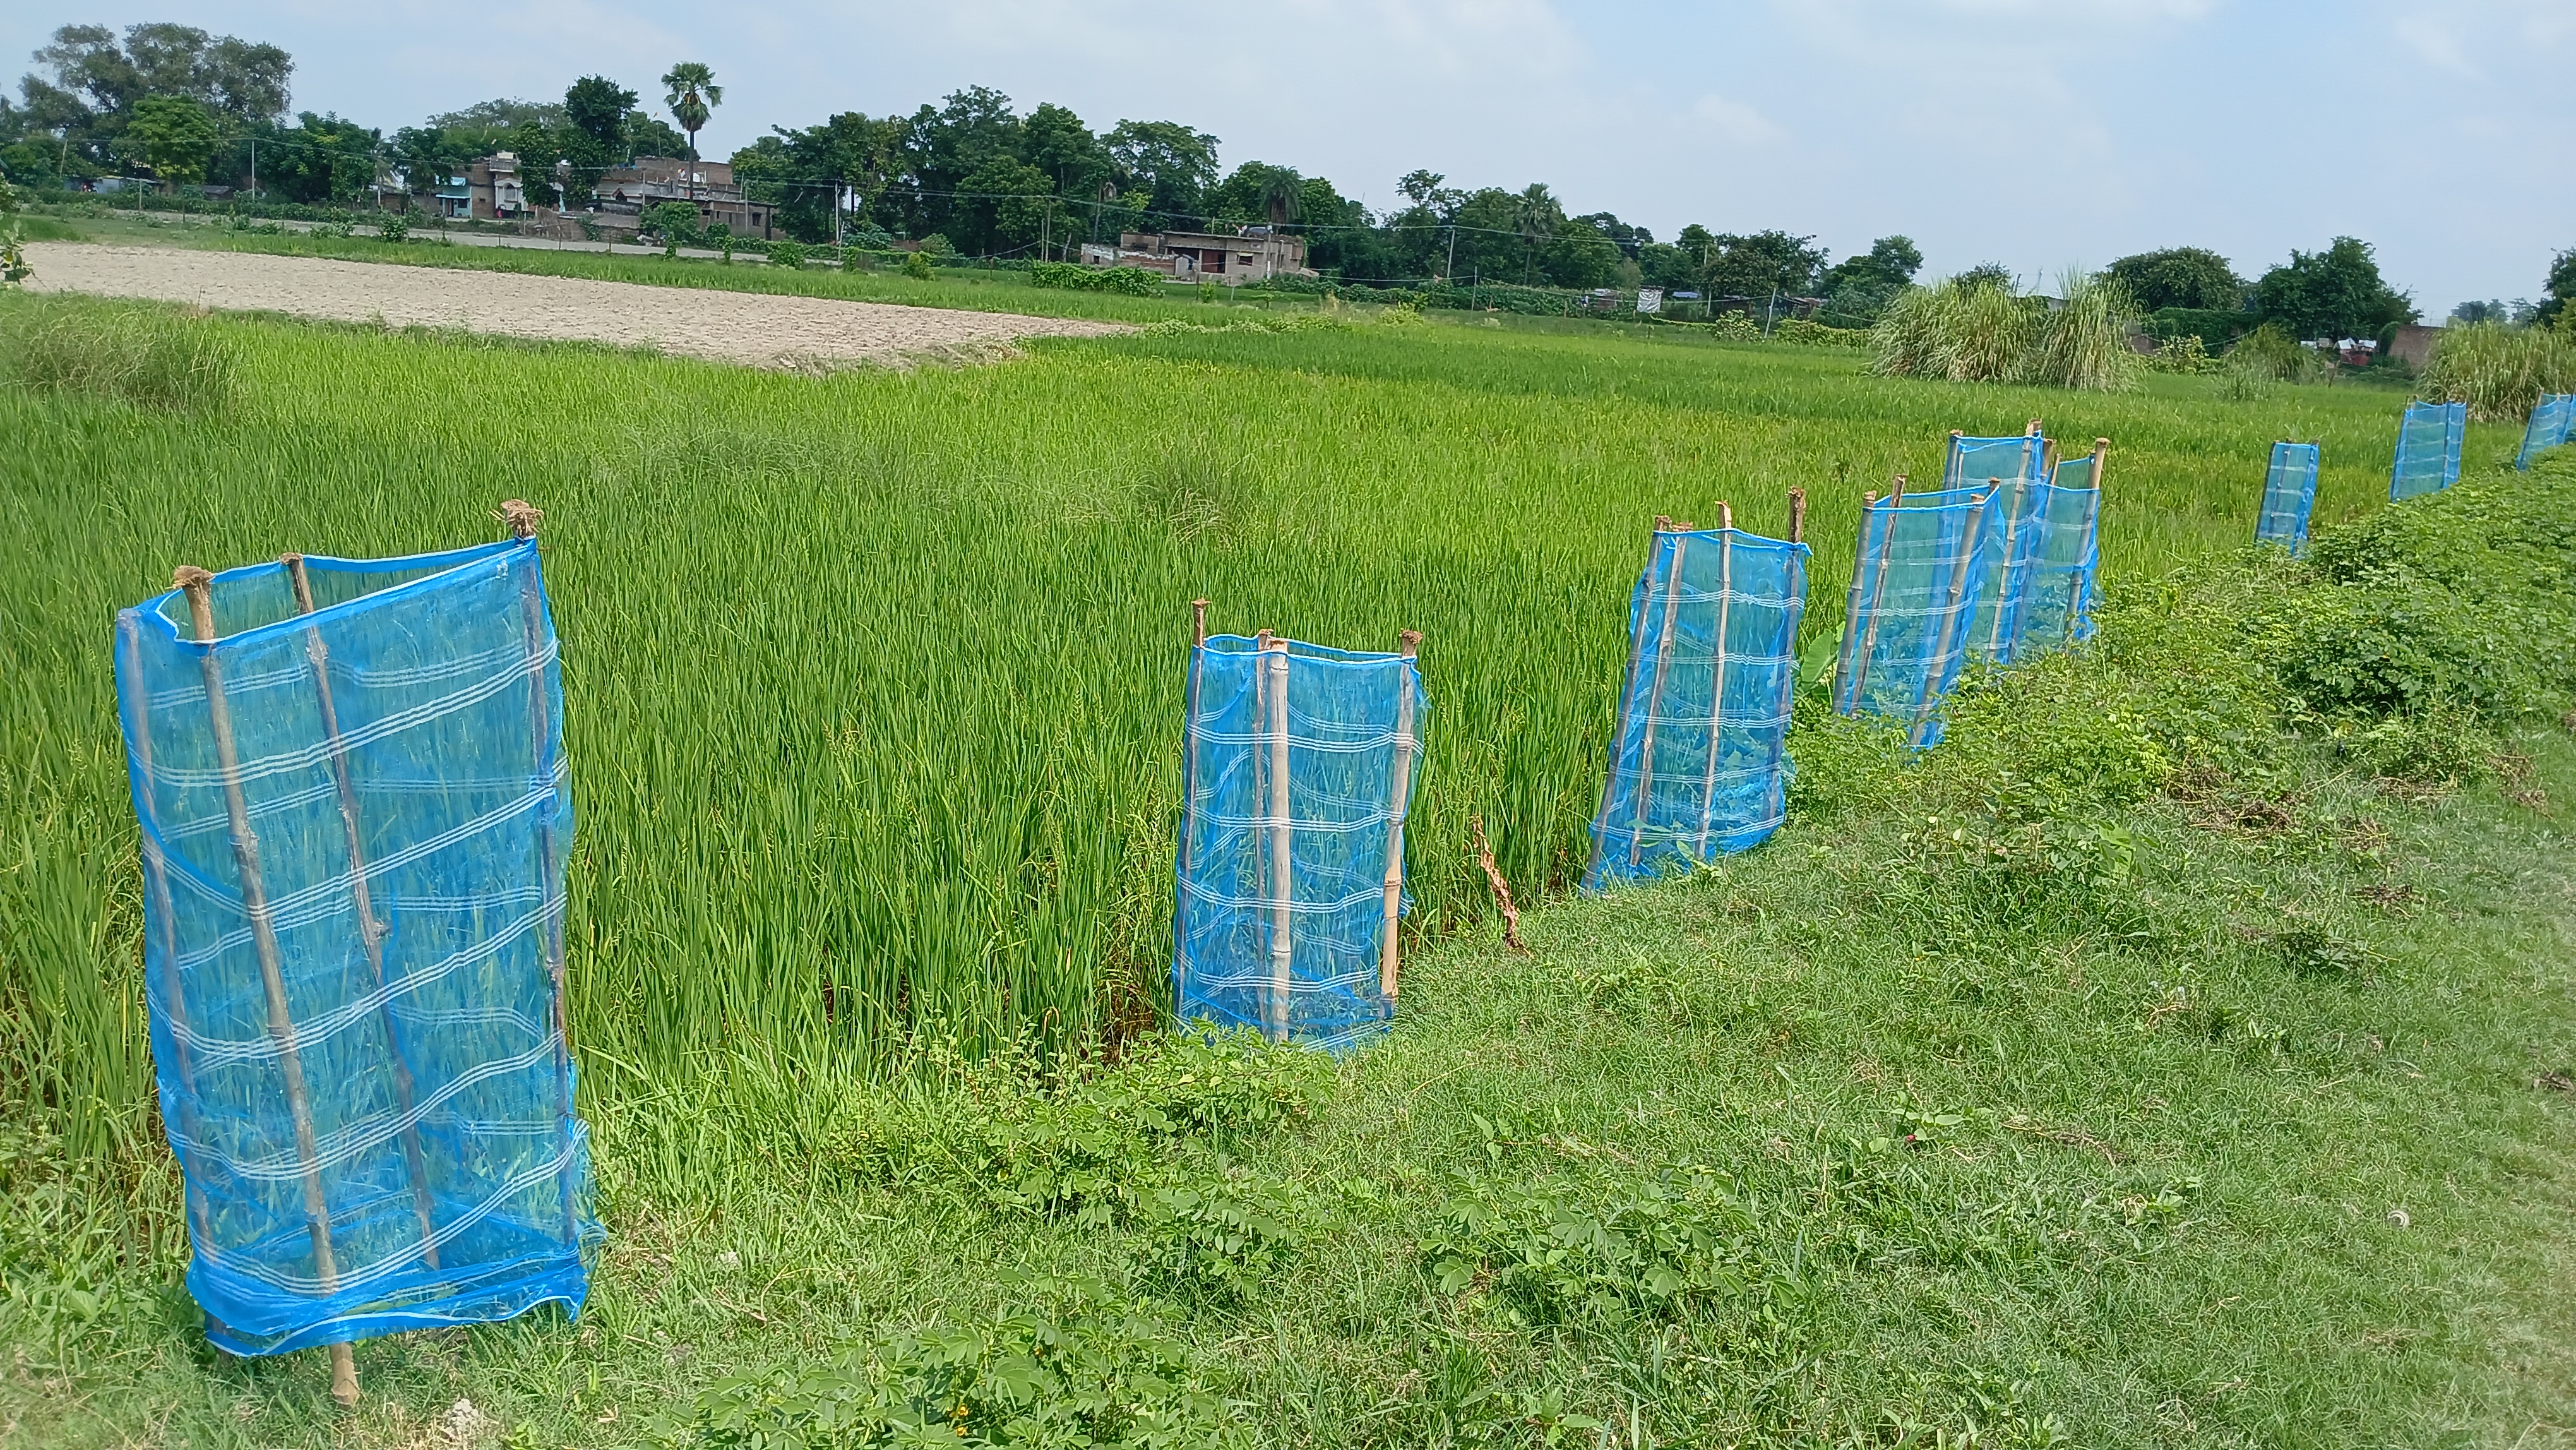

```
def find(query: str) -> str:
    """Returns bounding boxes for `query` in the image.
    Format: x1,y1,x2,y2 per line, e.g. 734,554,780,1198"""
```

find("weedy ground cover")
4,406,2573,1446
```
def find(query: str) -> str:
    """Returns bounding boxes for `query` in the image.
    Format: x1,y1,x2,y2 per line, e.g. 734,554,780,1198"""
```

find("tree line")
10,20,2570,336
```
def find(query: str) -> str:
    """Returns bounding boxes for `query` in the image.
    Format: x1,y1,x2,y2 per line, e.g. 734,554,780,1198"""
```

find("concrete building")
594,157,774,240
468,153,528,220
1090,226,1315,286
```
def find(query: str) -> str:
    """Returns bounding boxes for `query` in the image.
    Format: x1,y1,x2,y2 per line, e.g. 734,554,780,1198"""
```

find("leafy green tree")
16,22,291,183
1703,230,1827,299
661,62,721,194
2538,248,2575,327
1104,119,1218,225
122,93,218,188
2106,247,2243,311
1820,236,1923,293
1956,261,2015,292
260,112,378,205
1022,102,1109,201
2252,237,2416,341
1,175,31,286
626,110,688,159
1210,162,1302,227
561,75,636,185
733,112,895,243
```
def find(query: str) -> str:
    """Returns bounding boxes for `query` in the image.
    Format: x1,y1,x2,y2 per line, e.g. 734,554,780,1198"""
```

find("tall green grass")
0,293,2512,1151
2418,318,2576,422
1872,270,2140,391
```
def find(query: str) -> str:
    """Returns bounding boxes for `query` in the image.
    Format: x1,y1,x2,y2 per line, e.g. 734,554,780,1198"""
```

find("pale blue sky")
9,1,2571,312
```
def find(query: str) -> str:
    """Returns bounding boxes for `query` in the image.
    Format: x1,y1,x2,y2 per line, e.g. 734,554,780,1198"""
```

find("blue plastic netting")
1964,448,2103,666
2390,400,2465,500
2256,442,2322,551
2517,393,2575,470
1585,524,1811,889
1173,633,1424,1051
113,538,597,1357
1941,428,2047,493
1832,488,1999,749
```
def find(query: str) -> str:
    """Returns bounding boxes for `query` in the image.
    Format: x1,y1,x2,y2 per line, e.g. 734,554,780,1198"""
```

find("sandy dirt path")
21,243,1130,369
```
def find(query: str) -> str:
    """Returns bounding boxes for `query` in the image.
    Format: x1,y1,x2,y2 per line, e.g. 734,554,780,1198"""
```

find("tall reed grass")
1870,270,2138,392
2418,319,2576,422
1,296,238,411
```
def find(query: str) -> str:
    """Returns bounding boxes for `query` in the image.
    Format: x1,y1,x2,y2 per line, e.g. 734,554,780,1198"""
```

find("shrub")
766,240,809,271
2145,333,2221,374
902,248,933,280
1871,275,2037,384
3,297,237,412
1709,311,1760,342
375,210,409,244
2227,323,2327,383
1031,261,1162,297
1773,316,1869,349
2026,269,2142,392
0,178,28,287
2417,319,2576,422
645,201,701,255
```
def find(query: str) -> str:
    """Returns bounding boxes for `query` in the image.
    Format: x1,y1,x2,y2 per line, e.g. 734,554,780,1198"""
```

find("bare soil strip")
21,243,1128,369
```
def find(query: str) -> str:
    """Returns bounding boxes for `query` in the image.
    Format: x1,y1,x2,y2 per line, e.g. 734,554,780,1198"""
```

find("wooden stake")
283,554,441,1272
1378,630,1421,1000
174,566,359,1410
1910,490,1991,747
1693,504,1736,858
1178,601,1209,885
1983,476,2020,662
496,505,580,1244
116,614,215,1262
1840,476,1905,714
1586,523,1664,887
1766,493,1813,826
2063,441,2109,645
1628,524,1693,867
1787,488,1807,546
1260,633,1292,1041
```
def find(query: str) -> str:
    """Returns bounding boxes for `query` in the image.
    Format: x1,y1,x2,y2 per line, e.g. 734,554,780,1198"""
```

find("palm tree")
662,62,722,201
1513,183,1558,285
1257,171,1301,229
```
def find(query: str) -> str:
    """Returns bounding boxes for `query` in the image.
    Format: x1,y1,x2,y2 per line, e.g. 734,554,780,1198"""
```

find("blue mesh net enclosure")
1961,441,2106,665
1832,486,2000,749
2517,393,2575,470
112,530,597,1358
2256,441,2323,550
1941,426,2047,492
1174,628,1424,1051
1585,513,1811,889
2390,400,2465,500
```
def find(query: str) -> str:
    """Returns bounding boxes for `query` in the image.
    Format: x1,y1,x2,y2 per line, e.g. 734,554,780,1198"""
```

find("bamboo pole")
1945,429,1964,489
1260,632,1292,1041
1767,488,1812,826
1984,476,2020,662
1627,522,1693,867
117,614,215,1262
2063,440,2108,645
1178,600,1209,884
1585,521,1667,886
1909,489,1992,747
283,554,441,1272
175,566,360,1410
1692,503,1736,859
1378,629,1421,1000
1839,475,1905,714
496,502,579,1245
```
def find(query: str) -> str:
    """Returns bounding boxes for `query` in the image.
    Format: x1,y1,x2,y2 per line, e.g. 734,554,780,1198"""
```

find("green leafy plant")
1136,1163,1309,1303
767,239,809,271
1031,261,1162,297
3,297,237,412
2418,318,2576,422
0,178,28,287
903,247,934,280
375,210,410,243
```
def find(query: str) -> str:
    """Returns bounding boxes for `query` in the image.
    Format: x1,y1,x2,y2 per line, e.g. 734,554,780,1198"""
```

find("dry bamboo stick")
117,614,215,1261
1260,632,1292,1041
2063,440,2109,645
1841,476,1905,714
1628,524,1693,866
1984,476,2020,661
1378,629,1421,1000
1910,490,1992,747
1768,488,1812,823
1178,600,1208,884
496,502,580,1245
1585,522,1667,886
283,555,441,1273
1693,503,1736,858
1787,487,1807,546
175,566,360,1410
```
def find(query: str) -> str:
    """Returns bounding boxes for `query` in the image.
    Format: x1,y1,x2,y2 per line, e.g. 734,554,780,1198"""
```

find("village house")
467,152,528,220
1083,225,1315,286
591,157,774,241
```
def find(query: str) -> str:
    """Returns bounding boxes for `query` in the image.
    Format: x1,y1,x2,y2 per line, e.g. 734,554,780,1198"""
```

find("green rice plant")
0,289,2523,1155
2416,318,2576,422
1,296,237,412
2025,269,2142,392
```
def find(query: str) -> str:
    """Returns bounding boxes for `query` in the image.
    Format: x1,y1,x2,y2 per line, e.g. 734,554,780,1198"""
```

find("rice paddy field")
9,277,2576,1448
0,287,2521,1146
